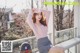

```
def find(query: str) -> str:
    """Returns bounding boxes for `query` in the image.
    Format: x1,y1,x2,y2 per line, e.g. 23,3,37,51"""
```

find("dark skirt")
37,37,52,53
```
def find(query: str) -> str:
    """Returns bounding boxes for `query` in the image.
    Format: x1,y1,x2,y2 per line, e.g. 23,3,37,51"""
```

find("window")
53,0,75,44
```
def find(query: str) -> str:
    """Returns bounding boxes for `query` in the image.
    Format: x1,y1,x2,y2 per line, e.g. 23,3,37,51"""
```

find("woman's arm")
42,10,51,25
26,9,37,34
46,11,51,25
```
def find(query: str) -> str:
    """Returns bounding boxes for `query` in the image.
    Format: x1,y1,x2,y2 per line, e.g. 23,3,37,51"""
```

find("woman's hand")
32,8,40,13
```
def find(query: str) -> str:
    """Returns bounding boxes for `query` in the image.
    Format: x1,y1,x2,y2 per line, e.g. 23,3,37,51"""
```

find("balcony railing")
55,27,77,44
0,27,80,53
12,36,80,53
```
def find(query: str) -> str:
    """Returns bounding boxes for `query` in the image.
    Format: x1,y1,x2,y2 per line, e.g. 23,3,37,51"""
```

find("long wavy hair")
32,12,47,26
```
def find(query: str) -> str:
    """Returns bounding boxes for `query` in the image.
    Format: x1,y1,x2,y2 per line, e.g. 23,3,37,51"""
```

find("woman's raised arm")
42,10,51,25
26,9,37,34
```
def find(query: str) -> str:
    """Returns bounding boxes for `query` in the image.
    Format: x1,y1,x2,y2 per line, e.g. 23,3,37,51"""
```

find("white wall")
74,0,80,53
46,0,56,45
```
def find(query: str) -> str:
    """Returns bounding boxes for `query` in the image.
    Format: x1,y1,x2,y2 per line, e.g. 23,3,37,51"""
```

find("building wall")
74,0,80,53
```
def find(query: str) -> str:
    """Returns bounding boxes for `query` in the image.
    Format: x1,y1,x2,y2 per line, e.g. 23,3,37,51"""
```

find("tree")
55,0,66,31
54,0,74,30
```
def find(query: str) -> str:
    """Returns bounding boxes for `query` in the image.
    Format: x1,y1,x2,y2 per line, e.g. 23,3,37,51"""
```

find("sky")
0,0,74,13
0,0,28,13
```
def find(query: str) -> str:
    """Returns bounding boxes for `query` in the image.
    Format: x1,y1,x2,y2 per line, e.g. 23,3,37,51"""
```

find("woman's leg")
48,46,64,53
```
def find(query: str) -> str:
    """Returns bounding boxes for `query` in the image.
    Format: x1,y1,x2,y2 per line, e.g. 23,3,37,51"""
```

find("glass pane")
55,28,75,44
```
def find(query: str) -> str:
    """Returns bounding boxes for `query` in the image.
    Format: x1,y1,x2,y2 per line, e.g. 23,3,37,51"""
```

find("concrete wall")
46,0,56,45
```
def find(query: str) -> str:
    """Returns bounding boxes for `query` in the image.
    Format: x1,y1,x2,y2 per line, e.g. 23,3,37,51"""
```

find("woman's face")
35,12,42,21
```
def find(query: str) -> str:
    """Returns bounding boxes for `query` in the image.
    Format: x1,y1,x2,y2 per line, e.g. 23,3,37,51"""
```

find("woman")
26,8,64,53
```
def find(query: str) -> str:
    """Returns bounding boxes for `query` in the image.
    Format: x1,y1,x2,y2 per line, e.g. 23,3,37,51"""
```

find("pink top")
26,9,50,39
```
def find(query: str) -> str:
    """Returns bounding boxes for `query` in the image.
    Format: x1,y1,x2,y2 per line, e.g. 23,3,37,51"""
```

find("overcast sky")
0,0,74,13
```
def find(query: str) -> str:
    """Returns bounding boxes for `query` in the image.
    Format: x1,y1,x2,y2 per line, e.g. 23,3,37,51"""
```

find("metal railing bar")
55,37,80,50
56,27,76,33
12,36,36,42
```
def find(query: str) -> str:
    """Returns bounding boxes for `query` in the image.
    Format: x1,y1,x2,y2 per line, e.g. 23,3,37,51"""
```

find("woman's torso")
34,24,48,39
